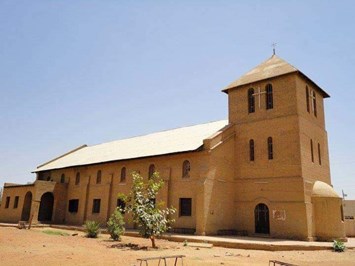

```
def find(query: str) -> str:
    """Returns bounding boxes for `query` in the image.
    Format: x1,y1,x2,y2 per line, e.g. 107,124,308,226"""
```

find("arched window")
96,170,101,184
75,172,80,185
120,167,126,183
265,84,273,109
267,137,273,160
60,174,65,183
248,88,255,113
249,139,255,161
182,160,191,178
310,139,314,163
148,164,155,179
306,86,310,113
318,143,322,165
312,90,317,117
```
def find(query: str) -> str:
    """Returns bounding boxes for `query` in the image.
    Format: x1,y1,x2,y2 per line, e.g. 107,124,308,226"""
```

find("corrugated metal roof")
35,120,228,172
222,55,330,97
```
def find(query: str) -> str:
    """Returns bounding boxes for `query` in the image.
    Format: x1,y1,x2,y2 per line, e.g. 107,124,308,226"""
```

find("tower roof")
222,55,330,98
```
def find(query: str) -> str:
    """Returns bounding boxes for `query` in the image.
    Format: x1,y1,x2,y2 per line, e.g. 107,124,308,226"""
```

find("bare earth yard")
0,227,354,266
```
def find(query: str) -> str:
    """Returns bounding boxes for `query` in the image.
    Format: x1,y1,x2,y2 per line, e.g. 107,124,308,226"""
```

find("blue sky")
0,1,354,198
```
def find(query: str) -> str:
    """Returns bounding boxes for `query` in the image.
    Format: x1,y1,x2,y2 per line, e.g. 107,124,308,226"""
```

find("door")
255,203,270,234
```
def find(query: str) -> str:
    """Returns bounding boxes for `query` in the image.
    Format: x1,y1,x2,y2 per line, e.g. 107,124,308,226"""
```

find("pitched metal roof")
35,120,228,172
222,55,330,98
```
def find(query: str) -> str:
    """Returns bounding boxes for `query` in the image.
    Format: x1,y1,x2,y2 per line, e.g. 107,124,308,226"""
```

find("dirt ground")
0,227,354,266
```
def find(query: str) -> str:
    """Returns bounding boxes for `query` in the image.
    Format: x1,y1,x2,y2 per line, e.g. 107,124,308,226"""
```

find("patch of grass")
42,229,69,236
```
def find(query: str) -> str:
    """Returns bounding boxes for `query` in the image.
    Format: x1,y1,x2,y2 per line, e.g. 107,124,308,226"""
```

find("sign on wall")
273,210,286,221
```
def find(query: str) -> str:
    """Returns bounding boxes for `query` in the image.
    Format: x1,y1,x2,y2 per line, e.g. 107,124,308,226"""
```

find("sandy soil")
0,227,354,266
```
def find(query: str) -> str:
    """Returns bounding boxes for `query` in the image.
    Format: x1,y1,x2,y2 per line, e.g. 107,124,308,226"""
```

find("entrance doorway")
255,203,270,234
21,192,32,221
38,192,54,222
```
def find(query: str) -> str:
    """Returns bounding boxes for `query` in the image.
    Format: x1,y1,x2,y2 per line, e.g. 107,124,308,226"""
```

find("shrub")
84,220,100,238
333,240,345,252
107,208,125,241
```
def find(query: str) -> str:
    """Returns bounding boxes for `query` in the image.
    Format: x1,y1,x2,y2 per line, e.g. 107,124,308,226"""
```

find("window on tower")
249,139,255,161
248,88,255,113
267,137,273,160
310,139,314,163
306,86,310,113
266,84,273,109
312,90,317,117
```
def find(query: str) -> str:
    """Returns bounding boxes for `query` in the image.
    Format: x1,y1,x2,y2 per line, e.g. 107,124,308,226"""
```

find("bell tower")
222,55,344,241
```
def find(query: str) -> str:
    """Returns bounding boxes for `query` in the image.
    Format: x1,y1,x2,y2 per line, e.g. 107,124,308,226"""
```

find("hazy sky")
0,1,354,198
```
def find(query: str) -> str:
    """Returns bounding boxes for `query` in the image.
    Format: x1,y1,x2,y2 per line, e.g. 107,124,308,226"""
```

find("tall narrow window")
5,197,10,209
318,143,322,165
310,139,314,163
96,170,102,184
248,88,255,113
306,86,310,113
182,160,191,178
148,164,155,179
267,137,273,160
312,90,317,117
75,172,80,185
60,174,65,183
120,167,126,183
14,196,19,209
92,199,101,213
266,84,273,109
249,139,255,161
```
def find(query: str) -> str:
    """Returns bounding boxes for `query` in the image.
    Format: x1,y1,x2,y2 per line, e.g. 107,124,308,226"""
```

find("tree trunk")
150,236,156,248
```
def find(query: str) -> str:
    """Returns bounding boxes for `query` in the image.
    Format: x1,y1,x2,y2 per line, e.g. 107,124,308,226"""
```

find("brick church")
0,54,346,241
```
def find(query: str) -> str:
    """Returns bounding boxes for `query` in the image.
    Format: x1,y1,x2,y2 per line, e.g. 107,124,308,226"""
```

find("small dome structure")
312,181,340,198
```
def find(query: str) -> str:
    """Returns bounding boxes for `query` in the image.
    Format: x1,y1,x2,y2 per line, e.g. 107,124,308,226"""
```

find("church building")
0,55,346,241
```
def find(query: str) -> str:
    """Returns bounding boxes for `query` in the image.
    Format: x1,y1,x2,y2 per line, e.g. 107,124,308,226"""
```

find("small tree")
119,171,175,248
107,208,125,241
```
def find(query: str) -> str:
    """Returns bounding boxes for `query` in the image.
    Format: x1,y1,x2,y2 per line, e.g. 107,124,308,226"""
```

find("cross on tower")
253,87,267,109
272,43,277,55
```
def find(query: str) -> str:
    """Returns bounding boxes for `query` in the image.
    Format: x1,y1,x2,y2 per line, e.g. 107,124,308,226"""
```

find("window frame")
148,164,155,179
75,172,80,185
96,170,102,184
265,84,273,110
267,137,273,160
68,199,79,213
13,196,19,209
249,139,255,161
248,88,255,113
92,199,101,214
5,196,10,209
179,198,192,217
120,167,126,183
182,160,191,178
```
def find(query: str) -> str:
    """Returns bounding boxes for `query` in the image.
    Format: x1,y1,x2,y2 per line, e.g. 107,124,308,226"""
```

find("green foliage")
84,220,100,238
42,229,69,236
183,240,188,247
333,240,345,252
107,208,125,241
119,171,176,248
